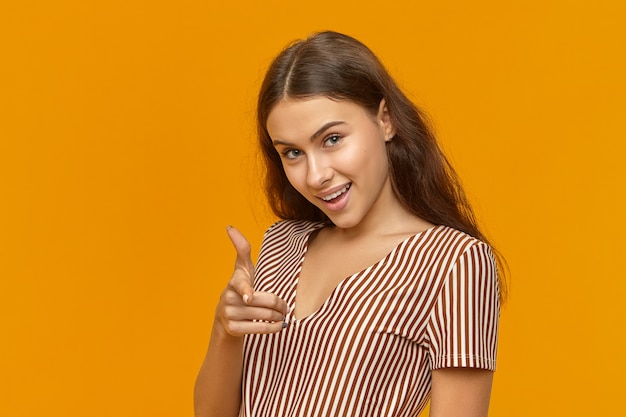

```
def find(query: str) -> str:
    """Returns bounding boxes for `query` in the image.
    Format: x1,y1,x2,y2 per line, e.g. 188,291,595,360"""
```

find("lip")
316,183,351,212
316,183,351,201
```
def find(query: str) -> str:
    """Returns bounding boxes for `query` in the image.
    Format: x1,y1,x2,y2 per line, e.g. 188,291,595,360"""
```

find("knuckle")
272,297,284,310
222,305,234,319
259,322,277,334
220,317,246,337
225,324,243,337
221,290,239,305
218,316,235,333
260,310,275,322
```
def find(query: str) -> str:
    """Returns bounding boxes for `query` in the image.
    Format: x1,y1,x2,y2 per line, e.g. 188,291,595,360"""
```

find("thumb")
226,226,255,303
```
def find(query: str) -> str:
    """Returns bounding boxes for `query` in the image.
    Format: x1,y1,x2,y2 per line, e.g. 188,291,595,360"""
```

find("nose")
306,153,333,189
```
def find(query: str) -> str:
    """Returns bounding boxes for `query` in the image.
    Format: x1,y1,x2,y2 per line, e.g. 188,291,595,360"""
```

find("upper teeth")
321,184,350,201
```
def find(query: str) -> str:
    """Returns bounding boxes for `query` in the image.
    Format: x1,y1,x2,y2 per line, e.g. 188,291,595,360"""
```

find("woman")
195,31,505,417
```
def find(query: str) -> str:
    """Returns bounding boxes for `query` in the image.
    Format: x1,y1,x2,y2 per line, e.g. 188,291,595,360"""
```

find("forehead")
266,97,373,140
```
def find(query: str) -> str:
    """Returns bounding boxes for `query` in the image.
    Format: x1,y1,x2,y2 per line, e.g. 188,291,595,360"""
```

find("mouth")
320,183,351,202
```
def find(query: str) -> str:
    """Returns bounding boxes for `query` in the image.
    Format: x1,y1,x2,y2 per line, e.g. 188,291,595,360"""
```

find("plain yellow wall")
1,1,624,416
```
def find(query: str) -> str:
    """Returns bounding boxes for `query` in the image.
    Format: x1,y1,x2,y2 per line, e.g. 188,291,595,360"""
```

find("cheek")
282,164,306,191
345,140,386,171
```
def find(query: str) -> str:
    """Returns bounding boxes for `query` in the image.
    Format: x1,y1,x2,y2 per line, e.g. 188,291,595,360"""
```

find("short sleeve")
426,242,500,370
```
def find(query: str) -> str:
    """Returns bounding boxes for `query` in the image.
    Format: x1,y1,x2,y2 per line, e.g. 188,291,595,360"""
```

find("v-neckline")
289,224,440,323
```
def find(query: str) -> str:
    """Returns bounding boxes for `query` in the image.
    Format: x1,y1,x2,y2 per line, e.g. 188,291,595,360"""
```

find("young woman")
195,31,505,417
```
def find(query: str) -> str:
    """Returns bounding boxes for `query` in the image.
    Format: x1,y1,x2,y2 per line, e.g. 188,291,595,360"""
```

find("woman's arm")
427,242,500,416
194,323,245,417
429,368,494,417
194,227,287,417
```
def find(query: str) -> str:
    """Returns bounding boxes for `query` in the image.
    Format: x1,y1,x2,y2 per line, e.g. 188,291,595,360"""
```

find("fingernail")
226,225,233,231
243,294,249,303
282,322,288,329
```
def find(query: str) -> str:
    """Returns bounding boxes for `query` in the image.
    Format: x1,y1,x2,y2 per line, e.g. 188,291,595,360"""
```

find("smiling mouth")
320,184,351,202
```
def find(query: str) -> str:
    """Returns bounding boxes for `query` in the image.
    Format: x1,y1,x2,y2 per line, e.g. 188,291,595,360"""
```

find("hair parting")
256,31,507,301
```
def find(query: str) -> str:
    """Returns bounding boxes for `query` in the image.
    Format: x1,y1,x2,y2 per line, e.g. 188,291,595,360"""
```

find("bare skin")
430,368,494,417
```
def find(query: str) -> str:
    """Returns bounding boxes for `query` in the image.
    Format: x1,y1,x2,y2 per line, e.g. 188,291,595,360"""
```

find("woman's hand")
215,226,288,337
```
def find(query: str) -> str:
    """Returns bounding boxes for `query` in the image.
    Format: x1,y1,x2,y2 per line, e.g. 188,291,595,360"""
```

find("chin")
325,214,362,230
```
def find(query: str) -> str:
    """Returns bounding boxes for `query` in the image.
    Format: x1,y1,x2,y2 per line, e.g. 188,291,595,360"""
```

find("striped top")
241,220,500,417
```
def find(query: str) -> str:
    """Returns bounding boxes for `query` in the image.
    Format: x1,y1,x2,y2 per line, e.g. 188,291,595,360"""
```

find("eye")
282,148,302,160
323,134,342,147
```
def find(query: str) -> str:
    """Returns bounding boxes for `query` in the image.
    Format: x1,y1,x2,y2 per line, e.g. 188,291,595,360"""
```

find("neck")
331,188,433,241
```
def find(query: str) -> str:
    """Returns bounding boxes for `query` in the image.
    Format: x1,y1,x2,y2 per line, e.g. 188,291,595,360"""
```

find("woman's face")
266,97,397,230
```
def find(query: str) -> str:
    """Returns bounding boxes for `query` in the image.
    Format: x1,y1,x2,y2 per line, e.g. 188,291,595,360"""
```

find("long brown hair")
256,31,507,299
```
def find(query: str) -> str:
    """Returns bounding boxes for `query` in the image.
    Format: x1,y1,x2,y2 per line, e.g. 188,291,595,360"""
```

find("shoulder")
262,219,326,243
430,226,499,294
420,225,497,278
423,225,489,257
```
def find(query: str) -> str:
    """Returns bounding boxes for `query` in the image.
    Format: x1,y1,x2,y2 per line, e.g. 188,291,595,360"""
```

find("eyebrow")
272,121,346,146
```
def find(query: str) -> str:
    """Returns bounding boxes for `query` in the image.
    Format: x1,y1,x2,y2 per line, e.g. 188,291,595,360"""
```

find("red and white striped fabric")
241,220,500,417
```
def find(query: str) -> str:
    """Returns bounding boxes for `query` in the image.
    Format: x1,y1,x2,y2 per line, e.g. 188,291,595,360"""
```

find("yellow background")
1,1,624,416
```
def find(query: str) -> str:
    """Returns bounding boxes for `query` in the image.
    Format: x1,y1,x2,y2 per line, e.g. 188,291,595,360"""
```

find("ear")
377,99,396,142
